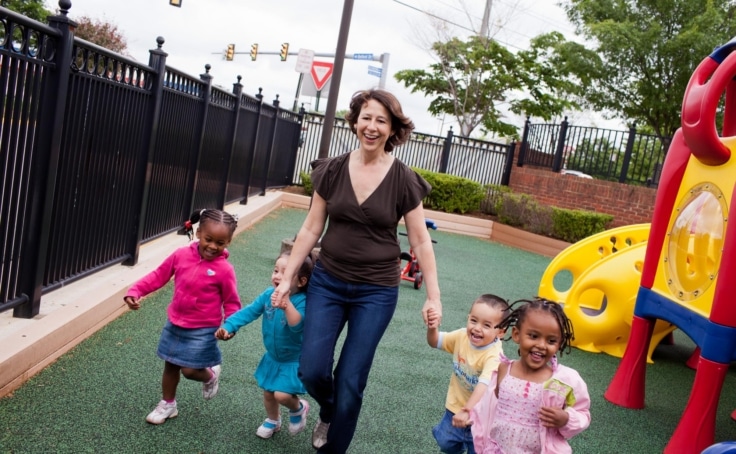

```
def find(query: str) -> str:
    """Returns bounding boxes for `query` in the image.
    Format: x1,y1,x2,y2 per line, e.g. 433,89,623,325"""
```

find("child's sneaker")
202,365,221,400
312,417,330,449
145,400,178,424
288,399,310,435
256,418,281,439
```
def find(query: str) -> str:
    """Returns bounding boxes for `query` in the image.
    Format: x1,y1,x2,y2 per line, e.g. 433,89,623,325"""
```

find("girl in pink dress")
470,298,591,453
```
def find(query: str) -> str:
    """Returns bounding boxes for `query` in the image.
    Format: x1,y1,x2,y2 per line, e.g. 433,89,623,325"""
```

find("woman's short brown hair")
345,89,415,152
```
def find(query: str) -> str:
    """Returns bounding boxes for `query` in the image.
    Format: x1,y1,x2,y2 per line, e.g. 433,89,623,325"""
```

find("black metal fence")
517,117,669,186
1,3,670,320
0,4,302,318
292,115,515,186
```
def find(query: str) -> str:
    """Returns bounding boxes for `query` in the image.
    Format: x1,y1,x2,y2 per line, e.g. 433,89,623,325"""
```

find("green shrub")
480,184,512,216
551,208,614,243
494,191,613,243
300,171,313,196
414,168,484,214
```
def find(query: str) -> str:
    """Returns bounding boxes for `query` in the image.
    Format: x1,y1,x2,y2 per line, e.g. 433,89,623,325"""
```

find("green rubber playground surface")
1,207,736,453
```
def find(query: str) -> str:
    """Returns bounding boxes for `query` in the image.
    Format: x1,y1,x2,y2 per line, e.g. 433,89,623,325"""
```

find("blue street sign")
353,53,374,60
368,65,382,77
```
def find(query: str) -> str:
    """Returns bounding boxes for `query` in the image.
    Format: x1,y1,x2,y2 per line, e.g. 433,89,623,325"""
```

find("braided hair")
184,209,238,241
496,297,575,356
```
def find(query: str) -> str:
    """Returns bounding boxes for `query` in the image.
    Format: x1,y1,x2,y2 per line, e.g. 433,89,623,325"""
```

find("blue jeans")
299,261,399,454
432,409,476,454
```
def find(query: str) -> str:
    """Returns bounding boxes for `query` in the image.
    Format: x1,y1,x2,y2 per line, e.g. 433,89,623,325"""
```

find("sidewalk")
0,190,306,398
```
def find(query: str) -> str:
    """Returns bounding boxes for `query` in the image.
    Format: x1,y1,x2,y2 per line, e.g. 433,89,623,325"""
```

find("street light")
169,0,182,7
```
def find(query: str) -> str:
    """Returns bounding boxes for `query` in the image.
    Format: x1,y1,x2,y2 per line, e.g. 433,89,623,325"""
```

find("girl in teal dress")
216,251,315,439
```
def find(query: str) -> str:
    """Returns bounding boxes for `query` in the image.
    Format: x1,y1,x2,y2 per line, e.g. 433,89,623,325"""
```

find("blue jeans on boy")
433,409,476,454
299,261,399,454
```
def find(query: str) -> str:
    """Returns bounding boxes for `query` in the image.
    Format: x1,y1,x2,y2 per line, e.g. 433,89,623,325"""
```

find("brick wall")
508,165,657,228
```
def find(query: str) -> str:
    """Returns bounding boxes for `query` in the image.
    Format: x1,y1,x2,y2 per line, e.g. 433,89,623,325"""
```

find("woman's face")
356,99,393,153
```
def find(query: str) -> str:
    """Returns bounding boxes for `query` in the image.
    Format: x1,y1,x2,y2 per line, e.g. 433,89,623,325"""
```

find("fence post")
259,95,281,195
517,116,530,167
241,88,264,204
15,2,76,318
501,141,516,186
552,116,568,172
439,127,454,173
220,75,244,207
619,122,637,183
185,64,213,214
123,37,168,266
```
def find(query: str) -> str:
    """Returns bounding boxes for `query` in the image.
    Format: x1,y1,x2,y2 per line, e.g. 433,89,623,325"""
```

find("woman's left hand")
422,297,442,327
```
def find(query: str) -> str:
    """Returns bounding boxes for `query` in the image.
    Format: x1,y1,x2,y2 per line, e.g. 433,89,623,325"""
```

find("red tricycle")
399,219,437,289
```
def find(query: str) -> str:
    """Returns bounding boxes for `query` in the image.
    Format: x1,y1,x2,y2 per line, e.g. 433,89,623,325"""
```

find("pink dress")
488,373,543,453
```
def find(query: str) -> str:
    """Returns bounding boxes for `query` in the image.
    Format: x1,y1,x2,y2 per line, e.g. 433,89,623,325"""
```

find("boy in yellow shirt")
426,294,510,454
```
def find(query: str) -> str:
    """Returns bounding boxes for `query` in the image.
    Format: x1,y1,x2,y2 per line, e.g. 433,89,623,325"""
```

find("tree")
560,0,736,141
72,15,128,54
395,34,580,138
0,0,51,22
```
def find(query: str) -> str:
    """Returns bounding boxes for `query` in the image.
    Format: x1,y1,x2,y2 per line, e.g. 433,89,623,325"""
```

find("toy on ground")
604,38,736,453
399,219,437,289
537,224,671,361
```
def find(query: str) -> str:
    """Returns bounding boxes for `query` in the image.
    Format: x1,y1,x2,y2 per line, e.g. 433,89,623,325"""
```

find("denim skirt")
156,320,221,369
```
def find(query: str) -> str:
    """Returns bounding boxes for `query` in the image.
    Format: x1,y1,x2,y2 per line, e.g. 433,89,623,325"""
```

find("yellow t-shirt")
438,328,503,414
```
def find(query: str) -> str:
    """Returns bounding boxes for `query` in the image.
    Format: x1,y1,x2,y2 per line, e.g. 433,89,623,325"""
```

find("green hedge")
414,168,485,214
490,191,613,243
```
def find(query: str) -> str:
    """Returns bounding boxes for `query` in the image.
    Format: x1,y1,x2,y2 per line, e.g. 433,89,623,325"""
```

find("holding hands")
426,307,441,329
214,327,235,341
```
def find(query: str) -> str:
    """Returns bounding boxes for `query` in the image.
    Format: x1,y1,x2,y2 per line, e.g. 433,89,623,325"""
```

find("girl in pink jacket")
124,209,241,425
469,298,590,453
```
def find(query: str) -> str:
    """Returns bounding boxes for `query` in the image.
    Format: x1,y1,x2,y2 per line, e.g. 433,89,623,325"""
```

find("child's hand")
452,409,472,428
271,292,290,310
215,327,234,340
539,406,569,428
426,308,440,329
124,296,140,310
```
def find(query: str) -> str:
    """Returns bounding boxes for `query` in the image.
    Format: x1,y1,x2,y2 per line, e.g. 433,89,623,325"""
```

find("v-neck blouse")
311,152,431,286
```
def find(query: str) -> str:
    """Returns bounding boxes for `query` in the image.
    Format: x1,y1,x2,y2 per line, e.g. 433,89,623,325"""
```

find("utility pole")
318,0,354,159
480,0,492,38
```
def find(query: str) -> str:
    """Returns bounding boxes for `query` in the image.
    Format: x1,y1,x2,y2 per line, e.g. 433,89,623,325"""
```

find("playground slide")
538,224,675,362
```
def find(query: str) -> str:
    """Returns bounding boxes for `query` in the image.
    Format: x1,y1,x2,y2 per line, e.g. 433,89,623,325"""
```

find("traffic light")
250,43,258,61
280,42,289,61
225,43,235,61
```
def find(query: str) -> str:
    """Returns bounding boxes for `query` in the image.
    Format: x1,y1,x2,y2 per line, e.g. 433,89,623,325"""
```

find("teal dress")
223,288,307,394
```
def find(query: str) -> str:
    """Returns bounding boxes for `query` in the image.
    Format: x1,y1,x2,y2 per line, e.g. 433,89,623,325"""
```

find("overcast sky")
60,0,579,137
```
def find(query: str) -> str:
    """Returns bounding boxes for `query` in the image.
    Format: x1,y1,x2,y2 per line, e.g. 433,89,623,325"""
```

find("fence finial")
204,64,211,74
156,36,165,49
58,0,71,15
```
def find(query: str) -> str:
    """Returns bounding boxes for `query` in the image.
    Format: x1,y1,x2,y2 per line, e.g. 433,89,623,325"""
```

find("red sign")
310,61,334,92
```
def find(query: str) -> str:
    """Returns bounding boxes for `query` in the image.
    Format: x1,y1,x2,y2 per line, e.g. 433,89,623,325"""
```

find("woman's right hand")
271,281,291,308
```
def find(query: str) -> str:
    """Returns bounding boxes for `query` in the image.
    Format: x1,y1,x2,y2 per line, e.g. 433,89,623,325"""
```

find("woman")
272,88,442,453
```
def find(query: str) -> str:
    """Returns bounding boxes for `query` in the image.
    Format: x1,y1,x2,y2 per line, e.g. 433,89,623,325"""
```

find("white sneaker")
288,399,310,435
312,417,330,449
146,400,178,424
256,418,281,439
202,365,221,400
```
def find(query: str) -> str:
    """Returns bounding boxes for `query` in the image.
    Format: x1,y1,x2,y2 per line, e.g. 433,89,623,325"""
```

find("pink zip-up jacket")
470,355,591,454
126,242,241,329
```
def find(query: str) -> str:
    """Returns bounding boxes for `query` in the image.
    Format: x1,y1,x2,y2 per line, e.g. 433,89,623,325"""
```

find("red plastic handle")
681,52,736,165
